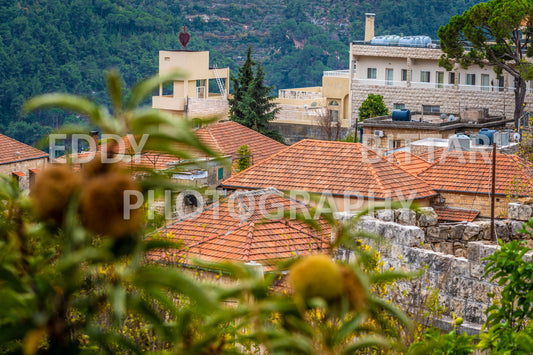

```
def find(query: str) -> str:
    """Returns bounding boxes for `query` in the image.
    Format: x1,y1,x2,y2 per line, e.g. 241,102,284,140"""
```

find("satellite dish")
303,104,308,111
514,132,521,141
448,115,456,121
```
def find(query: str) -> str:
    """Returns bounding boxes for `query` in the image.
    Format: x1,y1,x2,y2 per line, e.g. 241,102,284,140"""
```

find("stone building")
272,70,351,143
0,133,48,190
221,139,438,212
348,13,531,129
417,150,533,217
361,111,513,153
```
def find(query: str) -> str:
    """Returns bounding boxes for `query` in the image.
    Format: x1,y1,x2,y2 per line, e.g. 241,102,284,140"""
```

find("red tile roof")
387,151,431,176
58,121,286,171
0,133,48,165
433,206,480,222
417,151,533,196
418,148,447,163
147,189,331,271
221,140,437,201
195,121,286,164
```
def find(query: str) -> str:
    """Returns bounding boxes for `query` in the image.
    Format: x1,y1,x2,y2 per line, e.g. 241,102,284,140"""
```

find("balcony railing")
323,70,350,77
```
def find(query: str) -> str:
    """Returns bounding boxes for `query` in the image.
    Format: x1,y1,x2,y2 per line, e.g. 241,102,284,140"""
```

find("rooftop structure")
348,14,532,129
417,150,533,217
147,189,331,271
0,133,48,190
221,139,437,211
152,50,230,118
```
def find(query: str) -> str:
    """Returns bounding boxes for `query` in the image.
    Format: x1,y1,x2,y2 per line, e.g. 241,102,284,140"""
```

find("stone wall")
340,204,533,331
188,98,229,119
351,84,518,121
345,214,502,331
0,157,48,191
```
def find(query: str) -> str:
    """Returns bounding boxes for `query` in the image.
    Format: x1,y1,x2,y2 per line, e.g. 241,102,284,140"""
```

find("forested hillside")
0,0,485,144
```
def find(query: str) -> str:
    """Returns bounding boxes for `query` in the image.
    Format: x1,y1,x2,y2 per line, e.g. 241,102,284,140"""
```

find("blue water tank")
387,35,400,45
392,109,411,121
478,128,496,145
399,36,415,46
370,36,386,45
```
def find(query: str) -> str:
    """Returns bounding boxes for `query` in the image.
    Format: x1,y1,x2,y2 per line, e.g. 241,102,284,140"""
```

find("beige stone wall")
351,84,517,120
188,98,230,119
0,157,48,191
438,191,509,218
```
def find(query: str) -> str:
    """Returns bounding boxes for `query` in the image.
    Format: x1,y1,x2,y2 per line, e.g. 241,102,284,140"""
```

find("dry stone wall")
340,204,533,332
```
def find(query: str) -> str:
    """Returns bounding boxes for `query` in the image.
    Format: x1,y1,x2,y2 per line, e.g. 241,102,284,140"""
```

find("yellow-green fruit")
79,172,143,238
340,266,367,312
31,164,82,224
289,254,344,301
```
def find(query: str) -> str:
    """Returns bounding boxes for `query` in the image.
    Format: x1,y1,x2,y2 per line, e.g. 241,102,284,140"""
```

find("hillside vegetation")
1,0,484,144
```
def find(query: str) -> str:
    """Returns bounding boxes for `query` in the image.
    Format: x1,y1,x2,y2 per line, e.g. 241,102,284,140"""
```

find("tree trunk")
514,76,527,129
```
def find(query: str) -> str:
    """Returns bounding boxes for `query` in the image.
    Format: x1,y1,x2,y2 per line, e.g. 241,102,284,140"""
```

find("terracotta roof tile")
433,206,480,222
387,151,431,176
0,133,48,165
58,121,286,171
195,121,286,164
418,148,447,163
147,189,331,271
221,140,437,201
417,151,533,196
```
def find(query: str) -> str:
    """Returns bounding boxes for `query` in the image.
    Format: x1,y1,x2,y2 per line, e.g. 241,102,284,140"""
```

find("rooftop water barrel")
387,35,401,45
399,36,415,46
448,134,470,151
370,36,386,45
419,36,432,47
392,109,411,121
478,128,496,145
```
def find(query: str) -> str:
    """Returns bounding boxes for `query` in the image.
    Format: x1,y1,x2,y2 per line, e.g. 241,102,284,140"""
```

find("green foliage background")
1,0,485,145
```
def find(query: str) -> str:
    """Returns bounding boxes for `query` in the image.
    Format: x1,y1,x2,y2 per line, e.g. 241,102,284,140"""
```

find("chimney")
365,13,375,42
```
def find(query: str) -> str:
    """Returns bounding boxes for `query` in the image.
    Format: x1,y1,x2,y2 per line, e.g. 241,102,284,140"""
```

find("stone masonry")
340,204,533,332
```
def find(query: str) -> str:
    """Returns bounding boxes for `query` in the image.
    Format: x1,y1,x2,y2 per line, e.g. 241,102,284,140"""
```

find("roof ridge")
222,138,299,182
243,221,256,262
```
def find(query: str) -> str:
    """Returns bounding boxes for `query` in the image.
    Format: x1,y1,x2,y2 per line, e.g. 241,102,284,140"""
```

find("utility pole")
490,143,497,243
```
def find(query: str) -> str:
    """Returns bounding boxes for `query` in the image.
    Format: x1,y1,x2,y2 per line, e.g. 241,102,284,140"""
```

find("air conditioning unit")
374,130,384,137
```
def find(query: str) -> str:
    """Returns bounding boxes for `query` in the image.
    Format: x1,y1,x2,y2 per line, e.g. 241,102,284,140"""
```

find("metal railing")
323,70,350,77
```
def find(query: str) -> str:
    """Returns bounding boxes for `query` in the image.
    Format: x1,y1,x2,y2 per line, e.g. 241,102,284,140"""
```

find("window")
401,69,408,81
386,68,393,85
389,139,402,150
329,110,339,122
217,167,224,180
367,68,377,79
422,105,441,114
394,103,405,110
449,72,455,85
436,71,444,88
481,74,489,91
466,74,476,86
497,76,504,92
420,71,430,83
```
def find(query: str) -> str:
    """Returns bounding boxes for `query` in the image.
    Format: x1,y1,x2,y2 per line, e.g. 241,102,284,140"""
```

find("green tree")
358,93,389,121
438,0,533,128
236,144,251,171
229,48,283,142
